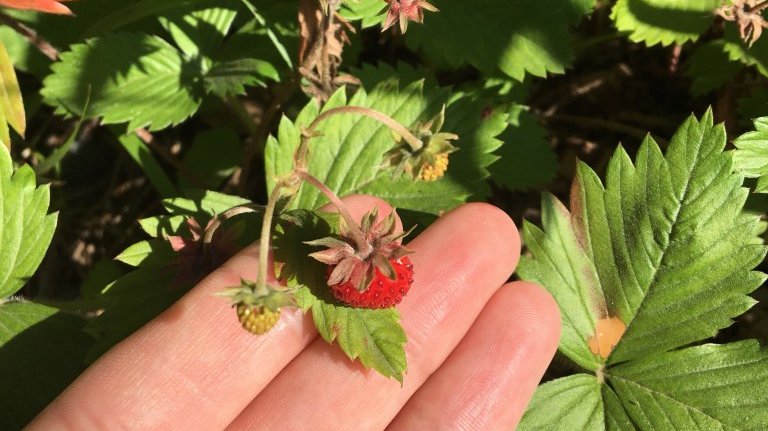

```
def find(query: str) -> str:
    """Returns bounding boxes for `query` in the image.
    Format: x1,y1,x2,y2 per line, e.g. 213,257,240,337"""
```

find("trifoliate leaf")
266,78,506,214
158,0,239,59
404,0,595,81
611,0,719,47
518,110,766,370
519,112,768,430
0,145,57,298
86,191,259,360
41,33,203,131
608,341,768,429
490,104,556,190
687,41,741,95
733,116,768,193
0,302,92,430
274,210,407,382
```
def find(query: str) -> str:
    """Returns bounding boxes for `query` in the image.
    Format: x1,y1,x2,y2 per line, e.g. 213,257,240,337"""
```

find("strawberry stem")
255,180,287,295
296,170,373,256
295,106,423,168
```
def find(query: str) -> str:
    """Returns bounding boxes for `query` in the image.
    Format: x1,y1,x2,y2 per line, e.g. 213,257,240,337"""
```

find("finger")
28,196,399,431
388,281,561,430
227,203,521,430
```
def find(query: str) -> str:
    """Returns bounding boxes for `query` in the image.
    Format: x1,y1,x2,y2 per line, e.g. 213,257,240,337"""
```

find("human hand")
27,196,561,430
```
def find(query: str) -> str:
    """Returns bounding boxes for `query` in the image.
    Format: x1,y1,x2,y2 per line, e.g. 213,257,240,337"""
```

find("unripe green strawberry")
237,304,281,335
329,256,414,308
420,153,450,182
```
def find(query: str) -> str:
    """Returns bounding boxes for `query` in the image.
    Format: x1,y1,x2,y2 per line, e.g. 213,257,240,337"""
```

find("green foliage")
41,6,279,132
611,0,719,47
404,0,595,81
733,117,768,192
266,78,507,214
274,210,407,382
0,145,56,298
85,190,260,360
0,302,92,430
518,111,768,429
0,145,88,430
180,128,243,189
723,26,768,77
489,104,556,190
687,41,741,96
41,33,203,131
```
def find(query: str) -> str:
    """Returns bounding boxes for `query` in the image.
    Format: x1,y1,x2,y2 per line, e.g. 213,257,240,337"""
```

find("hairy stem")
295,106,422,167
256,181,287,295
297,170,373,256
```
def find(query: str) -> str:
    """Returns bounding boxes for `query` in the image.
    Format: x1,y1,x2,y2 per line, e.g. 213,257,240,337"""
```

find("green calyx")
385,105,458,181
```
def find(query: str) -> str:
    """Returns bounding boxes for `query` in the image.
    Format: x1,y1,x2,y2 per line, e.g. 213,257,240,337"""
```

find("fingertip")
504,281,562,356
443,202,521,272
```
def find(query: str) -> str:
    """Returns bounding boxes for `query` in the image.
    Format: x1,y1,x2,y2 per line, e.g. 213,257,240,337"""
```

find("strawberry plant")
3,0,768,429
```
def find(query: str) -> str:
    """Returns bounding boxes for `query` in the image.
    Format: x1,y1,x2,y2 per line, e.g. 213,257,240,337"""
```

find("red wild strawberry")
306,208,415,309
329,256,414,308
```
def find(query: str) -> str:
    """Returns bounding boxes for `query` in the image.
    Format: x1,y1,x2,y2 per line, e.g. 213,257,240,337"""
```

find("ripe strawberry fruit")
329,256,414,308
307,208,415,309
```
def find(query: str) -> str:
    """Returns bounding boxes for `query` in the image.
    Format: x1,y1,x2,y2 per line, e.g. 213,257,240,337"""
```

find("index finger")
27,195,398,431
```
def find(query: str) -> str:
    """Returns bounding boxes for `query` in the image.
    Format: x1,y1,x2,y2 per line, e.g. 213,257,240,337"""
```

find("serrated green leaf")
266,78,506,214
159,0,239,59
0,146,57,298
204,58,279,97
611,0,719,47
490,104,556,190
274,210,407,381
518,374,605,430
733,117,768,193
404,0,595,81
687,41,741,96
518,110,766,369
608,341,768,430
41,33,203,131
0,302,92,429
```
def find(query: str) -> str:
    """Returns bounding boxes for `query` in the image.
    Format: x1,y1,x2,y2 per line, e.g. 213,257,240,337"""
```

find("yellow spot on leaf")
588,316,626,359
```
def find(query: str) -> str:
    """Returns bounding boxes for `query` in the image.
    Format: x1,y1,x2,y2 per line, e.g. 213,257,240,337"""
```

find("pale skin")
27,195,561,431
